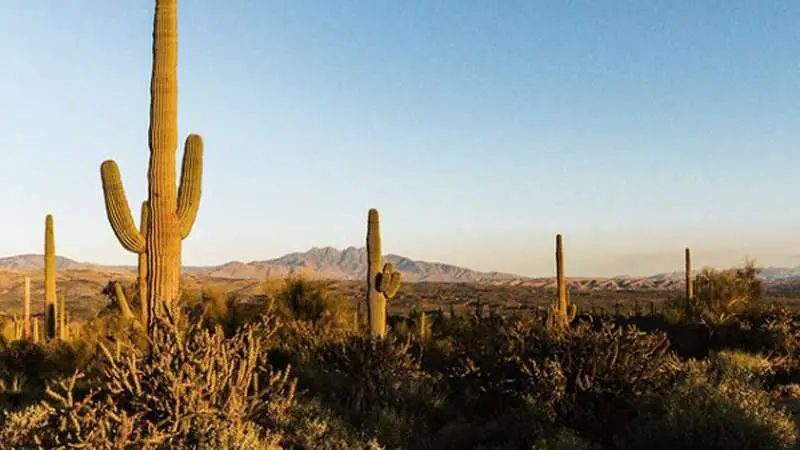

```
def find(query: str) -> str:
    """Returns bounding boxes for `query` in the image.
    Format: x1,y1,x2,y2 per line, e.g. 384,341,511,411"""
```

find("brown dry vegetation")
1,265,800,449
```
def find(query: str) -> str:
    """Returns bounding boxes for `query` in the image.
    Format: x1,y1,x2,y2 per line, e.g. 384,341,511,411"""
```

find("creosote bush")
622,358,798,450
665,259,764,326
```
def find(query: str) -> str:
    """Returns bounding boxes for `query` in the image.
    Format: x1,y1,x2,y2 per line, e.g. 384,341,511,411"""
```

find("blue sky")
0,1,798,276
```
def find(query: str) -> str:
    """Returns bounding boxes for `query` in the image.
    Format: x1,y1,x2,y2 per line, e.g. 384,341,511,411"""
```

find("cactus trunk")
146,0,182,323
365,209,402,337
549,234,576,328
23,276,30,339
32,317,40,343
58,294,66,340
556,234,566,314
366,209,386,337
99,0,203,334
44,214,57,340
685,247,693,303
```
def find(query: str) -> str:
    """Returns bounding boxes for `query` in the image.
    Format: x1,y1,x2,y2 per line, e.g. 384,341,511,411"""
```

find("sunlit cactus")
548,234,576,328
100,0,203,332
113,281,136,321
23,276,30,339
58,293,67,340
12,314,22,341
417,311,430,339
685,247,693,303
366,208,402,337
44,214,57,340
32,317,40,343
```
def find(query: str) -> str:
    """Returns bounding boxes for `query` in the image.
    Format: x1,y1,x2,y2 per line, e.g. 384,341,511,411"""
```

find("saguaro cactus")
549,233,576,328
23,276,30,339
13,315,22,341
32,317,40,343
100,0,203,331
58,294,66,340
113,282,136,321
685,247,693,303
366,209,401,337
44,214,57,340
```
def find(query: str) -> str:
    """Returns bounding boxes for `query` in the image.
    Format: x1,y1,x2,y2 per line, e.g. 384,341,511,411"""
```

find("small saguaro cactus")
100,0,203,332
13,314,22,341
32,317,40,343
44,214,57,340
22,276,31,339
366,208,401,337
548,233,576,328
416,311,430,339
685,247,693,304
58,293,67,340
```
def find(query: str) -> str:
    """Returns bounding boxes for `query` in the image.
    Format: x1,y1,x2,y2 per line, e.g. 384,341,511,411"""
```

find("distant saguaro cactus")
32,317,40,343
685,247,693,303
548,234,576,328
366,208,401,337
58,294,66,340
44,214,57,340
100,0,203,332
22,276,30,339
13,314,22,341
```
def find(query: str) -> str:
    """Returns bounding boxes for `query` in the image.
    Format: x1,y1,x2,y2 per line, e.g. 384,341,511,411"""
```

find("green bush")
622,361,798,450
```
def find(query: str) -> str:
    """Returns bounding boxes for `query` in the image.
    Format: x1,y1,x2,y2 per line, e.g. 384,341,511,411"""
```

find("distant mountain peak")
2,248,800,286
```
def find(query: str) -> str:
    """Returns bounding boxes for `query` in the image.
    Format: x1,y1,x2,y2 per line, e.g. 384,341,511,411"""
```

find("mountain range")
0,247,799,289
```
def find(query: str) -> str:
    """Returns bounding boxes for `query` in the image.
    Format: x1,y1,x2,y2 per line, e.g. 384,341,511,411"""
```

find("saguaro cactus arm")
113,282,136,321
376,262,401,298
101,160,145,253
177,134,204,239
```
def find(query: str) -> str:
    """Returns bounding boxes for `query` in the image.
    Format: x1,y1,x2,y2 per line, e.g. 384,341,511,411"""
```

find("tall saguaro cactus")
44,214,57,340
100,0,203,331
549,233,576,328
366,209,401,337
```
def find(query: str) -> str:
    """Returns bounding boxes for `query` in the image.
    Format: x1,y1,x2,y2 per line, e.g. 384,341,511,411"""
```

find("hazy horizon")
1,2,798,277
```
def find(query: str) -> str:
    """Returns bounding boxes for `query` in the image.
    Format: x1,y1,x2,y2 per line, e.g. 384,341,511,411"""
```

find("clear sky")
0,1,798,277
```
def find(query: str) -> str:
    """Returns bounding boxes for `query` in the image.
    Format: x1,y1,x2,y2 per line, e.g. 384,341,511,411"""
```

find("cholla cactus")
366,208,401,337
100,0,203,332
548,234,576,328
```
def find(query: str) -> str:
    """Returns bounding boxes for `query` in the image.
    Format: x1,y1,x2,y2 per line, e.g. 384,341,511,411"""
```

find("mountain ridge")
0,247,799,286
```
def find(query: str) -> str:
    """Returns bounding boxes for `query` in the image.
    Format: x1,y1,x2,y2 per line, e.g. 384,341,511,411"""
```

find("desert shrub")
265,276,352,329
704,349,773,386
0,340,81,409
621,360,798,450
666,260,764,327
0,314,301,449
428,317,681,448
294,334,442,448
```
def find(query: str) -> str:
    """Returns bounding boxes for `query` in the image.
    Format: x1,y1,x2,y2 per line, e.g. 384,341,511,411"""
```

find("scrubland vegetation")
1,0,799,448
1,263,800,449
